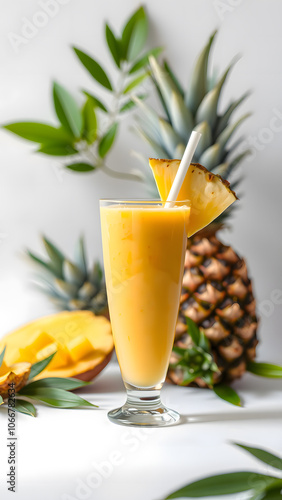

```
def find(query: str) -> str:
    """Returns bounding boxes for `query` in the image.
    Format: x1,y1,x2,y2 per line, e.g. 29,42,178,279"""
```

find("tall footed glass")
100,200,190,426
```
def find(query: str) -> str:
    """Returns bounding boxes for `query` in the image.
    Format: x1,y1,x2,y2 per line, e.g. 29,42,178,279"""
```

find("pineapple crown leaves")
0,350,97,417
2,6,163,184
171,318,219,389
174,318,282,407
165,442,282,499
134,30,252,214
27,236,107,315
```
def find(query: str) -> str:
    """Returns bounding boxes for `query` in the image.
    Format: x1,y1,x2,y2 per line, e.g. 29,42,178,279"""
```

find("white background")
0,2,282,500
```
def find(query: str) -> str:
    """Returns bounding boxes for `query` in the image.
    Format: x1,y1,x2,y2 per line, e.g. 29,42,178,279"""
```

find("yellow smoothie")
100,203,190,388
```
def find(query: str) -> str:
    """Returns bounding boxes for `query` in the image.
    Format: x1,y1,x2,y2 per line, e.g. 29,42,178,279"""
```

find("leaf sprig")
3,6,162,183
165,442,282,499
0,349,96,417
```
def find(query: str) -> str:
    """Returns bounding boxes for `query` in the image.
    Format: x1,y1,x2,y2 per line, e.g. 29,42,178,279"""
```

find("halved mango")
0,311,113,381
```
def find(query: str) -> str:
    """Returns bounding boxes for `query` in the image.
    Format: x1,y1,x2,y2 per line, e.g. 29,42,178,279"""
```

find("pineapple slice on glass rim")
149,159,238,237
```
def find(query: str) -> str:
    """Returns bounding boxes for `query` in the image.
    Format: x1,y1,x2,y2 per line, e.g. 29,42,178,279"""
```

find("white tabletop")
0,361,282,500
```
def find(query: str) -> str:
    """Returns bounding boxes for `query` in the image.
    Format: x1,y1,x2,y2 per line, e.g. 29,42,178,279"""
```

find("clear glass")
100,199,190,426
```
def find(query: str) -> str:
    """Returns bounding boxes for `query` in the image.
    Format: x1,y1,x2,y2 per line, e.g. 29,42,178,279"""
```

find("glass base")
107,384,180,427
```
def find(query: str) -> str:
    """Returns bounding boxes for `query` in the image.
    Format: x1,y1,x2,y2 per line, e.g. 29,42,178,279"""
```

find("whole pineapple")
135,31,259,385
168,227,258,386
27,236,108,315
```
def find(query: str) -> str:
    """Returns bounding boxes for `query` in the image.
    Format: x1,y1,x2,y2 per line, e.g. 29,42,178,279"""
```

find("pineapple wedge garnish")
149,159,238,237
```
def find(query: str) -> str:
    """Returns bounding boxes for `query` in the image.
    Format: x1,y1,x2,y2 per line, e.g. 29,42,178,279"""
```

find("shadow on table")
179,407,282,425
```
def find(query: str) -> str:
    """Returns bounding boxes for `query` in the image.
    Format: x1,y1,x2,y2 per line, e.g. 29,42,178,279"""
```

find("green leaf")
199,143,221,170
123,72,149,94
163,60,184,97
73,48,112,90
0,346,6,368
25,377,90,391
158,118,182,158
135,126,169,158
193,121,212,158
250,481,282,500
186,318,200,346
217,113,251,151
170,91,193,142
27,352,57,381
260,481,282,499
19,387,97,408
15,399,36,417
216,91,251,137
234,444,282,471
42,236,64,266
82,98,97,144
66,162,95,172
181,370,203,386
129,47,163,74
3,122,72,143
185,30,217,114
27,250,62,278
120,94,147,113
121,6,146,60
82,91,108,112
166,473,278,499
198,331,211,353
213,384,241,406
98,123,118,158
247,362,282,378
37,143,78,156
53,82,82,137
127,14,148,61
105,24,121,68
74,237,87,276
0,395,3,405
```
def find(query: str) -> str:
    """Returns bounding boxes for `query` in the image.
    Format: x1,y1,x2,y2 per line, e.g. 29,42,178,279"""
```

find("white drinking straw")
165,130,202,208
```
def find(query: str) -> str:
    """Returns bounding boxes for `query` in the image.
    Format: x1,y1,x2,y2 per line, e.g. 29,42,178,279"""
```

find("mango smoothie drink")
100,201,190,389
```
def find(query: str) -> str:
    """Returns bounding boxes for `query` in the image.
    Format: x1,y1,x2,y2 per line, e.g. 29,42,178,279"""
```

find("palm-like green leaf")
53,82,82,137
123,72,149,94
105,23,121,68
247,362,282,378
82,91,108,113
25,377,89,391
98,123,118,158
121,6,146,60
213,384,241,406
73,48,112,90
66,162,95,172
234,444,282,471
129,47,163,74
82,98,97,144
27,352,57,381
19,386,96,408
3,123,73,143
15,399,36,417
166,472,277,498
